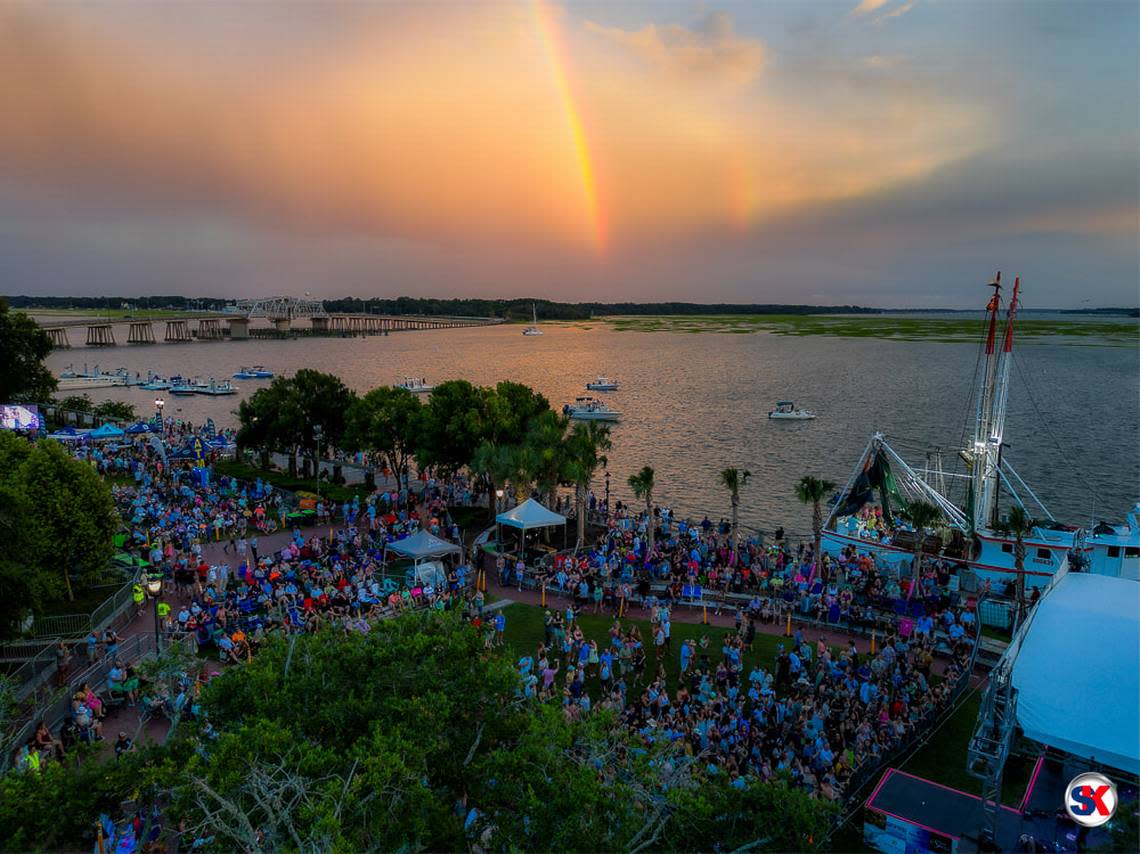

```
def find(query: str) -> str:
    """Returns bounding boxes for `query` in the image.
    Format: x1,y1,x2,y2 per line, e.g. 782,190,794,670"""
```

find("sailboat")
522,303,543,336
821,272,1139,589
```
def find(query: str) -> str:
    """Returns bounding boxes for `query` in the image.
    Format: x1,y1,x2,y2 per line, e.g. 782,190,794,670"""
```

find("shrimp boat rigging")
821,273,1140,588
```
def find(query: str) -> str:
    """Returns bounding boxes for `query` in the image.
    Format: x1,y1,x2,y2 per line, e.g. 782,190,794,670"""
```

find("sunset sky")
1,0,1137,306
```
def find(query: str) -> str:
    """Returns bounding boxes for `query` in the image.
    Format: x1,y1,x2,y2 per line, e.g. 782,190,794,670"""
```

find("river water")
45,322,1139,534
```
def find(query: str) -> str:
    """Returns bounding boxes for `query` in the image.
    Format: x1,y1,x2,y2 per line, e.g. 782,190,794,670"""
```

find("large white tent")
1011,572,1140,774
495,498,566,530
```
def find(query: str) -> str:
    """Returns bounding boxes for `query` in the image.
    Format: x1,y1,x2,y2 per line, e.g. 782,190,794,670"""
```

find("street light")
495,488,504,513
154,397,165,425
145,575,163,652
313,424,323,503
604,470,611,518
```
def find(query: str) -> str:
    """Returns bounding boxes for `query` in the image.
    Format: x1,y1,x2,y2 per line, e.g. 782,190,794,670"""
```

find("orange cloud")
0,1,988,253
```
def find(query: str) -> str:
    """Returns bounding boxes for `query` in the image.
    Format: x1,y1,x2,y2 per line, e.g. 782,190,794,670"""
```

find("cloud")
881,1,917,20
851,0,918,22
851,0,891,15
584,11,764,86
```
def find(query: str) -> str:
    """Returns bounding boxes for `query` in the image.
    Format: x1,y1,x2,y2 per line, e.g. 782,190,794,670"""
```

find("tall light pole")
154,397,165,426
145,574,163,653
313,424,323,504
604,469,611,518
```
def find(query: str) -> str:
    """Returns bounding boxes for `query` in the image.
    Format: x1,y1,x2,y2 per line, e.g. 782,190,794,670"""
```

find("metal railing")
2,633,160,772
25,576,139,640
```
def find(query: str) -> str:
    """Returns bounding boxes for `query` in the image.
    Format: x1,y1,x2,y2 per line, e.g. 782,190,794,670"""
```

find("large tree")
795,475,836,581
521,408,570,504
344,386,423,491
0,299,57,403
0,432,116,610
237,370,355,477
415,380,490,476
564,421,611,546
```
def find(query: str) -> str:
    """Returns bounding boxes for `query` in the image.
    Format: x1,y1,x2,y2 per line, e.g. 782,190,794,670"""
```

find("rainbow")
531,0,606,254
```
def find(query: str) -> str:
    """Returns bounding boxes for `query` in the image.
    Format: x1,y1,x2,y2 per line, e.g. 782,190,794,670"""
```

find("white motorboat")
522,303,543,336
395,377,435,394
768,401,816,420
195,379,238,396
563,396,620,421
233,366,274,379
586,376,620,391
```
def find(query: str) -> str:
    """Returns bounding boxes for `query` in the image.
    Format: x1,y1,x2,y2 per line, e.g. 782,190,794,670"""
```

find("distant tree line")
7,294,1135,318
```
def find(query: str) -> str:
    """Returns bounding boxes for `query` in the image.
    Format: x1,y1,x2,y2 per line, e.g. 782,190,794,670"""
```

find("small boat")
56,364,132,391
522,303,543,336
768,401,816,420
195,379,238,396
168,381,198,396
395,377,434,394
563,396,620,422
586,376,619,392
233,366,274,379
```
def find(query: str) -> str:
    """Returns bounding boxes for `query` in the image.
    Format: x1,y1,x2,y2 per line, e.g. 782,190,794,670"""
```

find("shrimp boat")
768,401,815,420
821,273,1140,590
395,377,434,394
563,396,620,421
522,303,543,336
586,376,620,391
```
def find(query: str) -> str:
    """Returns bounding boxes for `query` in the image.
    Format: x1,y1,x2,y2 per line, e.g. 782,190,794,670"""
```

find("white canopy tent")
1011,572,1140,774
495,498,568,556
496,498,567,530
384,529,463,563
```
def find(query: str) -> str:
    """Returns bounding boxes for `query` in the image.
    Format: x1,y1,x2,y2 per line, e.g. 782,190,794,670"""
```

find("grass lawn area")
900,690,1034,806
501,602,798,695
215,459,372,503
39,581,126,618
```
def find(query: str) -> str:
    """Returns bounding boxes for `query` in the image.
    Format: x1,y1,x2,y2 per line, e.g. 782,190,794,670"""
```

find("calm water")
46,324,1139,534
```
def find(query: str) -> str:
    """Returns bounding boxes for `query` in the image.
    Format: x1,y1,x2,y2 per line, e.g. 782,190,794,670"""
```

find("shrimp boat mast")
822,272,1140,587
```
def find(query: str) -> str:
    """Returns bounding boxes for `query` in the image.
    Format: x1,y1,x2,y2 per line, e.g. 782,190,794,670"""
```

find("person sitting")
33,720,64,761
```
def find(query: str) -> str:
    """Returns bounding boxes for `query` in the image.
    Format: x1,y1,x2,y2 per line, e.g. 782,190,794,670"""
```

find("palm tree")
1005,505,1034,629
627,466,657,559
796,475,836,580
564,422,612,546
901,500,942,600
720,468,751,552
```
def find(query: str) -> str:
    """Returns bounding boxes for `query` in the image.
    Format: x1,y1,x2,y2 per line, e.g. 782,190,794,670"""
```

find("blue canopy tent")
46,426,89,442
88,423,126,442
124,422,152,434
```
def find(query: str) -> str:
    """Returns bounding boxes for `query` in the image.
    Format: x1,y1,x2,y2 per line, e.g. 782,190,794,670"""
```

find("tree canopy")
0,433,116,631
0,612,832,852
0,299,57,403
344,386,423,487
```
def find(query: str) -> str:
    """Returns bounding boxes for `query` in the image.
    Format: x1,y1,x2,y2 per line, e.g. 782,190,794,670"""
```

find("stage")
863,758,1131,853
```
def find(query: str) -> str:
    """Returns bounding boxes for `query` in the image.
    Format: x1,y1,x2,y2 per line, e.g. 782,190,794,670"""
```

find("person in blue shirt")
494,612,506,646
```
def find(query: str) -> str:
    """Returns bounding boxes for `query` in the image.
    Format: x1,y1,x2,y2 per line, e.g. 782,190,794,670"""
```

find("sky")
0,0,1137,307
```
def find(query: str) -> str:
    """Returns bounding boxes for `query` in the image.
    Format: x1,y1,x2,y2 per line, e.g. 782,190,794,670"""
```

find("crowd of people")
514,598,975,800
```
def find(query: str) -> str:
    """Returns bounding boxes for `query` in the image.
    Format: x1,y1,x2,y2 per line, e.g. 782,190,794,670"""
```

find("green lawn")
501,600,1036,808
501,602,798,695
214,459,372,503
900,690,1035,806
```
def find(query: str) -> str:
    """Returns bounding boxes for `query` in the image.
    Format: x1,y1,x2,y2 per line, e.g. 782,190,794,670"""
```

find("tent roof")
496,498,567,530
1011,572,1140,774
386,529,462,559
47,427,89,441
125,422,152,434
89,423,126,439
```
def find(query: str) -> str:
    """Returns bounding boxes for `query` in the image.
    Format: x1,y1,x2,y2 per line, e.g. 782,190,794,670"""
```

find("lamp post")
604,470,611,518
313,424,323,503
145,575,163,652
154,397,165,427
495,488,504,514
